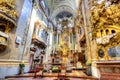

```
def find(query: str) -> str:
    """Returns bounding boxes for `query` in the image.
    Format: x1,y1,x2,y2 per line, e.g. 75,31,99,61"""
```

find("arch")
53,2,75,11
51,5,76,19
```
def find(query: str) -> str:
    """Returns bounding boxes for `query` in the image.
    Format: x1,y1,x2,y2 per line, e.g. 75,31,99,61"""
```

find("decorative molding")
0,60,29,67
90,1,120,60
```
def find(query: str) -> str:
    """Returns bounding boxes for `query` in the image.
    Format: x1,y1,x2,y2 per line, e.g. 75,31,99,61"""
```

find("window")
41,0,46,9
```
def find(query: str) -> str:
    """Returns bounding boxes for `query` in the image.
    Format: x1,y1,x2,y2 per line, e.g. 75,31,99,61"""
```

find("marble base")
0,60,30,79
0,66,30,78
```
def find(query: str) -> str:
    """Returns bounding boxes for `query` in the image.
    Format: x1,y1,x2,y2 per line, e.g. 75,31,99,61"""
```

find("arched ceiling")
44,0,80,19
56,11,73,19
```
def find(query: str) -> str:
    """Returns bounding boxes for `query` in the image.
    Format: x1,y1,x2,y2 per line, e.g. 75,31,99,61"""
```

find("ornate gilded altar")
0,0,18,51
90,0,120,60
54,14,75,64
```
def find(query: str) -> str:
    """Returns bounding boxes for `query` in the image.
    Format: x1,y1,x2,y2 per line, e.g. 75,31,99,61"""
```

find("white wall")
0,65,30,78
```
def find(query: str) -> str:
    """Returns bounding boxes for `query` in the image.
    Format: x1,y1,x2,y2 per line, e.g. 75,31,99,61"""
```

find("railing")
96,60,120,79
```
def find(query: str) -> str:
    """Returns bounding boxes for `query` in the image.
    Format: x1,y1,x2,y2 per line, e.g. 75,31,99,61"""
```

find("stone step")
5,71,98,80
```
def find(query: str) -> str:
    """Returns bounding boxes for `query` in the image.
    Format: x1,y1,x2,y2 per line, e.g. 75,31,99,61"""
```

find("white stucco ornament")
96,33,116,45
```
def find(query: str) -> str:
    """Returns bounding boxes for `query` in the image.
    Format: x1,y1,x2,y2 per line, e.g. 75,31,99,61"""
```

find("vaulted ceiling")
44,0,80,19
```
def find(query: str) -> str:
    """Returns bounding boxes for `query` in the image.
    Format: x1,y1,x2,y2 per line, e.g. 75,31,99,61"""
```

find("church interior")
0,0,120,80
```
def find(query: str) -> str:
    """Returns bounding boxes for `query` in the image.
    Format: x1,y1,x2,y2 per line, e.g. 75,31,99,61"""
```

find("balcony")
31,37,47,49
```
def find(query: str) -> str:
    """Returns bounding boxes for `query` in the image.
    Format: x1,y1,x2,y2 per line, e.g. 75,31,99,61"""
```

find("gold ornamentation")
0,0,18,51
108,32,120,47
90,2,120,31
0,0,18,27
90,1,120,60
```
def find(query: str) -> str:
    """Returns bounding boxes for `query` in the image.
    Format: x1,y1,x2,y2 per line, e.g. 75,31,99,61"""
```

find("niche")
98,49,105,58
